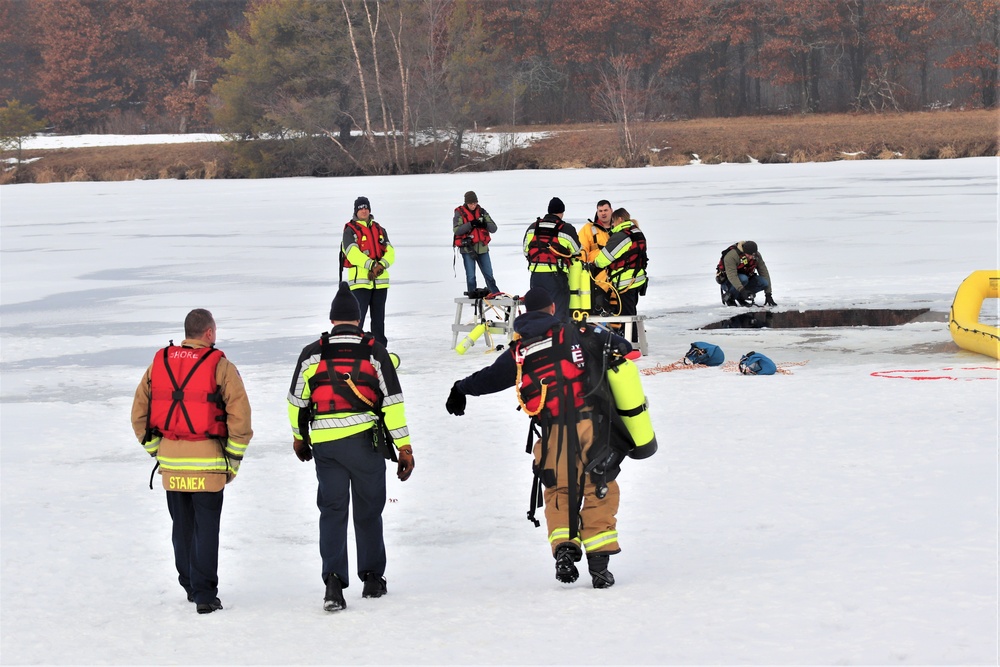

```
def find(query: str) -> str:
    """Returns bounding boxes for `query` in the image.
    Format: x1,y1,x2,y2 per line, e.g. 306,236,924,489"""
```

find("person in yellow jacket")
130,308,253,614
592,208,648,340
578,199,614,314
341,196,395,346
288,282,414,612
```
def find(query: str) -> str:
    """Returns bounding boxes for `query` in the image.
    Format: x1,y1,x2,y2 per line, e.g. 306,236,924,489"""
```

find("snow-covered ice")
1,156,997,665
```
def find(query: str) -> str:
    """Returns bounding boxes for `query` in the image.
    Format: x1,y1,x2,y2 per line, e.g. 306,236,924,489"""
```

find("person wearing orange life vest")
288,282,414,612
446,288,652,588
341,196,394,346
453,190,499,296
716,240,776,307
591,208,649,341
579,199,614,314
522,197,581,322
130,308,253,615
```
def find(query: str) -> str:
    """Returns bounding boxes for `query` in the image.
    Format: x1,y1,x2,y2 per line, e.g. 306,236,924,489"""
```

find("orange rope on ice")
640,359,809,376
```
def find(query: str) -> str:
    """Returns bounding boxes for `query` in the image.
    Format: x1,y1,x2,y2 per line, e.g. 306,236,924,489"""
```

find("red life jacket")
606,225,648,277
715,244,757,283
342,219,389,268
149,346,227,441
525,217,569,269
514,324,587,420
453,205,492,248
307,332,382,413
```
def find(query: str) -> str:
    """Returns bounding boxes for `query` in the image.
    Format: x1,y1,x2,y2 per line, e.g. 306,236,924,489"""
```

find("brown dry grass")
506,109,998,168
2,142,233,184
2,109,996,184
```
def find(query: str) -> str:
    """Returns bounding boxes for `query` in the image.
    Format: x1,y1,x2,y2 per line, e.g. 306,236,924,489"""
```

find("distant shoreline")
3,109,996,184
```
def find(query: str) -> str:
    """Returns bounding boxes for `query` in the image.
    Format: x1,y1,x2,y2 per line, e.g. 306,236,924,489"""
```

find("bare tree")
596,56,653,167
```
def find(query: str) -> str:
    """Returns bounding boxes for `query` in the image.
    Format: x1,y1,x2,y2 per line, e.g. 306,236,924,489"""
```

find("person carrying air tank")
445,288,656,588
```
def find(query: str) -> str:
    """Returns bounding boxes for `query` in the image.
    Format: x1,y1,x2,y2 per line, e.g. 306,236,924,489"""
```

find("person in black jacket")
288,282,414,612
446,288,649,588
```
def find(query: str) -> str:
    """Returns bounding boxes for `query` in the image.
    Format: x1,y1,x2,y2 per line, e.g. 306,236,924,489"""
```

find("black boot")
587,554,615,589
361,572,387,599
324,574,347,612
554,543,582,584
196,598,223,614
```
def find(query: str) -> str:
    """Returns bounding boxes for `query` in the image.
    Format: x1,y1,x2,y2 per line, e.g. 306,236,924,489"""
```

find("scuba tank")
606,357,657,458
455,323,487,355
568,260,592,319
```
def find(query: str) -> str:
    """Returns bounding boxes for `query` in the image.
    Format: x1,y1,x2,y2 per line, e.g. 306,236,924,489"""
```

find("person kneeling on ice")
287,282,415,612
445,288,656,588
716,240,776,307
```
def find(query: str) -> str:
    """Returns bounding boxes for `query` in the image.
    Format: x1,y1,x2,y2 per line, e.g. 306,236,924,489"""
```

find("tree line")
1,0,996,174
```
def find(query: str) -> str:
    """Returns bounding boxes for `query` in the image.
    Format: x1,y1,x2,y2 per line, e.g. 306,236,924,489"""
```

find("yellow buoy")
456,323,487,355
949,270,1000,360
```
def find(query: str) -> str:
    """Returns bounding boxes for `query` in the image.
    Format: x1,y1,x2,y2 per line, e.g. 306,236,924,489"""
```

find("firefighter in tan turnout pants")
131,308,253,614
446,288,654,588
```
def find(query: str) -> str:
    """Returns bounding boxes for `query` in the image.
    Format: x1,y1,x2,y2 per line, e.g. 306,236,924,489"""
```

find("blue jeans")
723,274,769,300
462,251,499,295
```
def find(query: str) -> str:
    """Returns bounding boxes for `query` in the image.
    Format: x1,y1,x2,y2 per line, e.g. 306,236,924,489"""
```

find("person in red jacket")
341,196,395,346
453,190,499,296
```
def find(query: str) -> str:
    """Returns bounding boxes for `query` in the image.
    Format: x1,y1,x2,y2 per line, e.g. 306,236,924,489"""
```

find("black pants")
313,432,387,587
354,287,388,347
529,271,570,322
166,489,224,604
617,289,640,342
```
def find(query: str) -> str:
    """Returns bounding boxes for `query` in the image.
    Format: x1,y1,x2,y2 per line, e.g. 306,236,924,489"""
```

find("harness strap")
527,474,542,528
525,419,543,527
343,374,375,407
161,346,220,437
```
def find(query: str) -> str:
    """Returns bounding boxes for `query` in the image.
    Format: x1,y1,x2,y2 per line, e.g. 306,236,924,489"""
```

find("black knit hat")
330,281,361,321
464,190,478,205
742,241,758,255
547,197,565,215
353,196,371,215
523,288,554,312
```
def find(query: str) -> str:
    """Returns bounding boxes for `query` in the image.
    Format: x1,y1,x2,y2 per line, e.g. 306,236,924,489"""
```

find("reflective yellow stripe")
583,531,619,551
142,437,161,454
156,456,229,472
547,528,582,547
226,439,248,458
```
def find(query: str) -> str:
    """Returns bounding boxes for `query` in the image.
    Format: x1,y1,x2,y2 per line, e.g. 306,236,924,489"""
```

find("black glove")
737,287,750,301
764,294,777,307
446,382,466,416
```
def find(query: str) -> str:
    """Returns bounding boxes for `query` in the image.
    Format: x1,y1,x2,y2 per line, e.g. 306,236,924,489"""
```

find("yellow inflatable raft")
949,270,1000,360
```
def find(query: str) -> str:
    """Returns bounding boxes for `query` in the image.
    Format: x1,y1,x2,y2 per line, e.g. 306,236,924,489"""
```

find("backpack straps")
161,346,220,437
525,418,543,528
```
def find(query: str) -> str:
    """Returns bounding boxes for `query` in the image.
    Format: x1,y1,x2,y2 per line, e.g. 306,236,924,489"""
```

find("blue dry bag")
738,351,776,375
684,342,725,366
